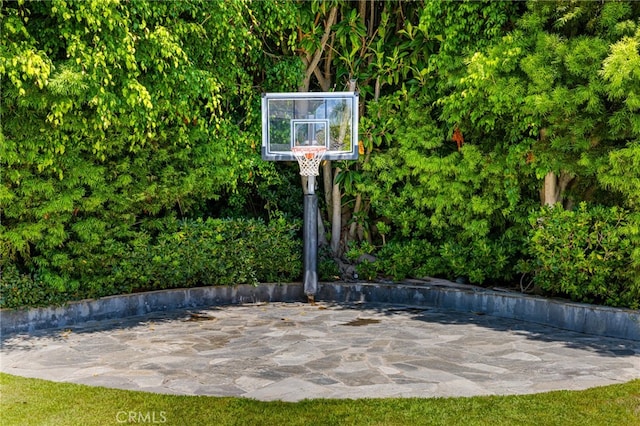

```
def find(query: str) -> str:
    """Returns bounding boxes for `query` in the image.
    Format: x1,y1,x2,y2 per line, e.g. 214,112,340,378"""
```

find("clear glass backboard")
261,92,359,161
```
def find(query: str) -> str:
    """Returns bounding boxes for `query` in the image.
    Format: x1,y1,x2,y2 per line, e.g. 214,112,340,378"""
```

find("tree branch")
301,6,338,90
313,66,331,92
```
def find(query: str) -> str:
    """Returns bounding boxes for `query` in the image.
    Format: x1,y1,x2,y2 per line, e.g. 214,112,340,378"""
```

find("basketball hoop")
261,92,359,300
291,146,326,176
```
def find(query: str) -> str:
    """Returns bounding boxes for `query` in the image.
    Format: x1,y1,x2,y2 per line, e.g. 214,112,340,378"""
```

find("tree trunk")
329,79,358,255
300,6,338,92
348,76,378,244
542,171,558,206
331,166,342,254
323,161,332,224
348,194,362,241
541,171,574,207
297,7,338,247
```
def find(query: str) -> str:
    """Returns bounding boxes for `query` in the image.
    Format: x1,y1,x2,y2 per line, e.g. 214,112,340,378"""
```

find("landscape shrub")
0,263,70,308
129,217,302,289
438,234,519,284
519,203,640,309
345,240,447,282
373,240,446,282
318,246,341,281
0,217,302,309
348,235,519,284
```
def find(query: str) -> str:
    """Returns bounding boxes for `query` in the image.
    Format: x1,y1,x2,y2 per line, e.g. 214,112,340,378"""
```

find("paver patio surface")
1,302,638,401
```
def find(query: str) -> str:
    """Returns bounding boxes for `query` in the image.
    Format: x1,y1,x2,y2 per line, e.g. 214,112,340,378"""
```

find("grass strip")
1,373,639,425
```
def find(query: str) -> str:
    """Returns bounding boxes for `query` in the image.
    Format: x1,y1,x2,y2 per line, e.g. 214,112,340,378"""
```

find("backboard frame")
261,91,359,161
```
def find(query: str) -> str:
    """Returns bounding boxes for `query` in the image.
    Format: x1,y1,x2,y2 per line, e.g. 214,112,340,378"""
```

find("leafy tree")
3,0,638,309
425,0,640,299
358,1,527,283
294,0,430,256
441,0,640,208
1,0,301,298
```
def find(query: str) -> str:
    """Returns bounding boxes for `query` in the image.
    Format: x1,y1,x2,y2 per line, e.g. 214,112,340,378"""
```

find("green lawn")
1,374,639,425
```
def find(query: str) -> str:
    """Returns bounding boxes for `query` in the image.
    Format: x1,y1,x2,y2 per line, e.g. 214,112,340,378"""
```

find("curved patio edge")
1,279,638,341
318,279,640,341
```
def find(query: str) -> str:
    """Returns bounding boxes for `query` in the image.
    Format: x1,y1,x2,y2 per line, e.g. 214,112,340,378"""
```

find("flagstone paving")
1,302,638,401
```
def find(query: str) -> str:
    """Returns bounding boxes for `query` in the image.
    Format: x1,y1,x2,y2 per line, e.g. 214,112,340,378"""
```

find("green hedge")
0,217,302,309
344,202,640,310
348,236,519,286
519,203,640,309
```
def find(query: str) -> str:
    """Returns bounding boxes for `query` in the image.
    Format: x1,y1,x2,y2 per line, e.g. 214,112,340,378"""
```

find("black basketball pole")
303,177,318,302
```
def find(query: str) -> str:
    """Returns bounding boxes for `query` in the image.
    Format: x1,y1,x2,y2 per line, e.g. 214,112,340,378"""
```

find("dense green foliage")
2,0,640,309
353,0,640,308
1,217,301,308
0,0,303,308
356,1,535,284
520,203,640,308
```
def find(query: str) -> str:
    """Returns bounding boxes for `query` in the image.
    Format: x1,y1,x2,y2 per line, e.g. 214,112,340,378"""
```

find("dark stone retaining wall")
316,281,640,341
0,284,305,336
1,280,638,341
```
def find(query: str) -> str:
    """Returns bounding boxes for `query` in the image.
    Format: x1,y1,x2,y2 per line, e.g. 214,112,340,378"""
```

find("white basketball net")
291,146,327,176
